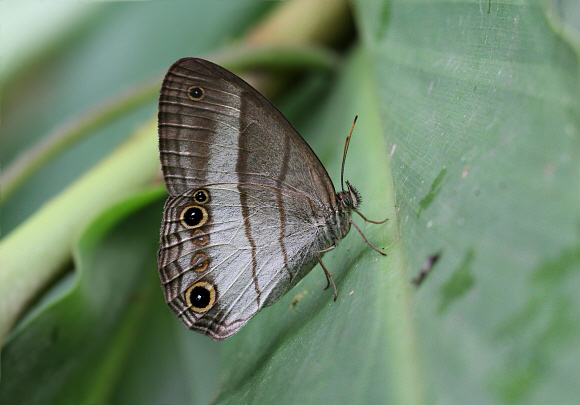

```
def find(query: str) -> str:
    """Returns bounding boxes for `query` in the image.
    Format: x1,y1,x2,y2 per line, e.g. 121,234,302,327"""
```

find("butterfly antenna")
341,115,358,192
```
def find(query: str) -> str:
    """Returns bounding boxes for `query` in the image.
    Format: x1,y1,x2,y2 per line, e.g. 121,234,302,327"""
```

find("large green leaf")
356,0,580,403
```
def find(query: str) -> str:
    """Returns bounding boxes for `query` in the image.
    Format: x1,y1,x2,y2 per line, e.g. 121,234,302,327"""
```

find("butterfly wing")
158,57,336,201
158,184,325,340
158,58,338,340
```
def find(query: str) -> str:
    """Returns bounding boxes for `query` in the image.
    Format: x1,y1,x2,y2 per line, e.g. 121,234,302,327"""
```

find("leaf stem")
1,80,159,202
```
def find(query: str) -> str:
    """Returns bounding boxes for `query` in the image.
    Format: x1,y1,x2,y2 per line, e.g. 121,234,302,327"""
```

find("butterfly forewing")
158,58,336,201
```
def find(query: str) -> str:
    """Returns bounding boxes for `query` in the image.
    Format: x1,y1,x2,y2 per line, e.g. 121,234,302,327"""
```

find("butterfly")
157,58,386,340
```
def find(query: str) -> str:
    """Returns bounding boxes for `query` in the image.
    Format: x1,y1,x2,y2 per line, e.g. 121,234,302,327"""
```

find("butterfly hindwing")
158,184,325,340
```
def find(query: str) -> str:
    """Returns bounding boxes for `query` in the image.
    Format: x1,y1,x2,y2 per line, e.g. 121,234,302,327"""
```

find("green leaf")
355,0,580,403
0,189,166,404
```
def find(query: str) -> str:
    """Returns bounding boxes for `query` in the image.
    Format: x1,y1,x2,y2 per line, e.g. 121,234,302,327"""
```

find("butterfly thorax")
328,181,362,244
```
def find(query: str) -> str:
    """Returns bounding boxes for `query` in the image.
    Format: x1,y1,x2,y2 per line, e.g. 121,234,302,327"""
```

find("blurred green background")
1,1,580,404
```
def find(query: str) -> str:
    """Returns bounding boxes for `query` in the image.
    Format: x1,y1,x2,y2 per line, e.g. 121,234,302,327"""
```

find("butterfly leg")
349,219,387,256
353,208,389,224
316,246,338,301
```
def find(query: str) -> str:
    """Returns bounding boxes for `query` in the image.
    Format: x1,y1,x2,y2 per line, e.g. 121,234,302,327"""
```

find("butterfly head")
338,181,362,210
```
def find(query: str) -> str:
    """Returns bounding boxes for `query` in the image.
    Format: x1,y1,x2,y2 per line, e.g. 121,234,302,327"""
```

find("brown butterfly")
157,58,386,340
